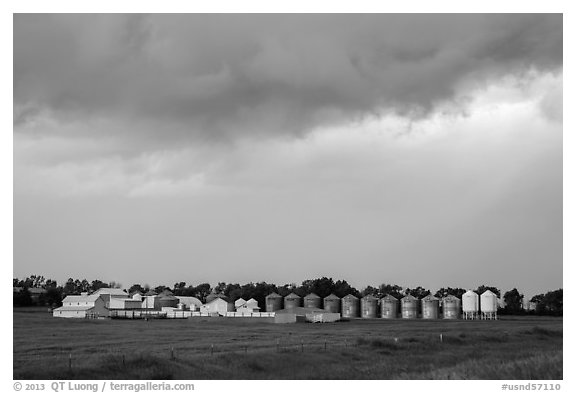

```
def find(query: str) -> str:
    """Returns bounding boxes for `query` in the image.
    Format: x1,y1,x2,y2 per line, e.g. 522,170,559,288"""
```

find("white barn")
236,298,260,314
176,296,203,311
53,294,108,318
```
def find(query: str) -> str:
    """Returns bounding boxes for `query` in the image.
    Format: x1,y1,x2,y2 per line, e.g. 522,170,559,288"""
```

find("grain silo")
156,293,179,309
462,290,479,320
380,295,399,319
323,293,341,313
265,292,283,312
284,293,302,309
401,295,419,319
421,294,440,319
361,294,379,318
304,293,322,309
480,290,498,320
341,294,360,318
442,295,461,319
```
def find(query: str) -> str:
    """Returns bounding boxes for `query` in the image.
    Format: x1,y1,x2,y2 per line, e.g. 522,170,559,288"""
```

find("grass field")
13,308,562,380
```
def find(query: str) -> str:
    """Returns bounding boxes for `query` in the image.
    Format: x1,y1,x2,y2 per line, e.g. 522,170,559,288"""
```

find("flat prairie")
13,308,562,380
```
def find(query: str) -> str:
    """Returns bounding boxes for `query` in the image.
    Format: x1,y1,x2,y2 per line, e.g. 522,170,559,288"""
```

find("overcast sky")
13,14,562,298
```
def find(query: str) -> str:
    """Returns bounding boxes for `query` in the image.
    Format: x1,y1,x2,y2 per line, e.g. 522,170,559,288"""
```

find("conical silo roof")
382,294,398,301
266,292,282,299
285,292,301,299
342,294,358,300
422,294,439,301
304,292,320,299
324,293,340,300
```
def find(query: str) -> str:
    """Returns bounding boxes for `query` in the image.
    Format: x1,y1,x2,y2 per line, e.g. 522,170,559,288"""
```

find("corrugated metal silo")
323,293,341,313
265,292,283,312
380,295,398,319
442,295,461,319
401,295,419,319
421,294,440,319
284,293,302,309
361,294,379,318
480,290,498,320
341,294,360,318
462,290,479,319
304,293,322,309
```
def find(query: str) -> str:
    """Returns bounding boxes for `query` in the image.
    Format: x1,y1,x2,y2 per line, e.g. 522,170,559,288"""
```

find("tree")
129,284,145,294
193,283,212,303
503,288,524,314
476,285,501,298
90,280,109,292
13,287,32,307
434,287,466,299
404,286,430,299
379,284,404,299
361,285,379,297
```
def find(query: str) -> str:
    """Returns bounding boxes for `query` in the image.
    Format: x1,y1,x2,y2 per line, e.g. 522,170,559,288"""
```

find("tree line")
13,275,562,316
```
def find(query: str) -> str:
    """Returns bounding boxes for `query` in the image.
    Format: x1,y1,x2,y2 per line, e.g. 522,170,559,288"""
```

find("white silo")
462,290,479,320
480,290,498,320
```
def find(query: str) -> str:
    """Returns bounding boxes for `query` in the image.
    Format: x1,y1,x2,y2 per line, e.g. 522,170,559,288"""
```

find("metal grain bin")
157,294,179,309
401,295,419,319
304,293,322,309
341,294,360,318
284,293,302,309
265,292,283,312
361,294,379,318
421,294,440,319
462,290,479,319
323,293,341,313
442,295,461,319
380,294,399,319
480,290,498,320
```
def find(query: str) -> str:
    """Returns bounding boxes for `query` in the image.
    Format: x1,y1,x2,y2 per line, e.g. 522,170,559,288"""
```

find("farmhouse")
53,294,108,318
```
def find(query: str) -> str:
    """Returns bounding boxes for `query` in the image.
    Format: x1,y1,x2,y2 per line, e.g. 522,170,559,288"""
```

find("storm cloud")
14,14,562,142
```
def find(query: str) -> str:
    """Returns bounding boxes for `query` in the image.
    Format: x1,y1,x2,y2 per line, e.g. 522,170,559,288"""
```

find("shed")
200,298,234,316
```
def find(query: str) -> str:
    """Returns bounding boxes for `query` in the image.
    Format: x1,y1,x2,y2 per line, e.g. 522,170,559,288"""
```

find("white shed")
200,298,234,316
234,298,247,309
176,296,203,311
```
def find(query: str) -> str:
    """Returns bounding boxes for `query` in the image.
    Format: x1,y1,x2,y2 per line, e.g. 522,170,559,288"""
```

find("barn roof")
92,288,128,296
54,305,95,312
63,294,101,302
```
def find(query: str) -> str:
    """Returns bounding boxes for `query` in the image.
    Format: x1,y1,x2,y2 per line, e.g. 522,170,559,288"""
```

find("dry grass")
13,309,562,380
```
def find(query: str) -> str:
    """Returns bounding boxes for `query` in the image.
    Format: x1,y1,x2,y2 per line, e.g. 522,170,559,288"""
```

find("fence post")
301,339,304,353
171,347,175,360
324,340,327,351
122,354,125,366
345,338,347,348
68,353,72,372
211,344,214,356
276,339,280,353
440,334,443,343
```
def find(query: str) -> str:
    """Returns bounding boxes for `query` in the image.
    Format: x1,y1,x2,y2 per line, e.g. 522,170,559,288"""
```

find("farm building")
236,298,261,314
304,293,322,308
53,294,108,318
361,294,379,318
109,298,142,310
92,288,129,302
265,292,283,312
284,293,302,309
323,293,341,313
156,292,179,309
341,294,360,318
380,295,399,319
401,295,419,319
442,295,461,319
480,290,498,320
205,290,230,304
274,307,340,323
234,298,247,309
421,295,440,319
141,293,158,309
462,290,479,319
200,297,234,316
176,296,202,311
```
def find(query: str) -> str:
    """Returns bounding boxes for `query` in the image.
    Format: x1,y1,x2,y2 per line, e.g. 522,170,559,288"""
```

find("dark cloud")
14,14,562,141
